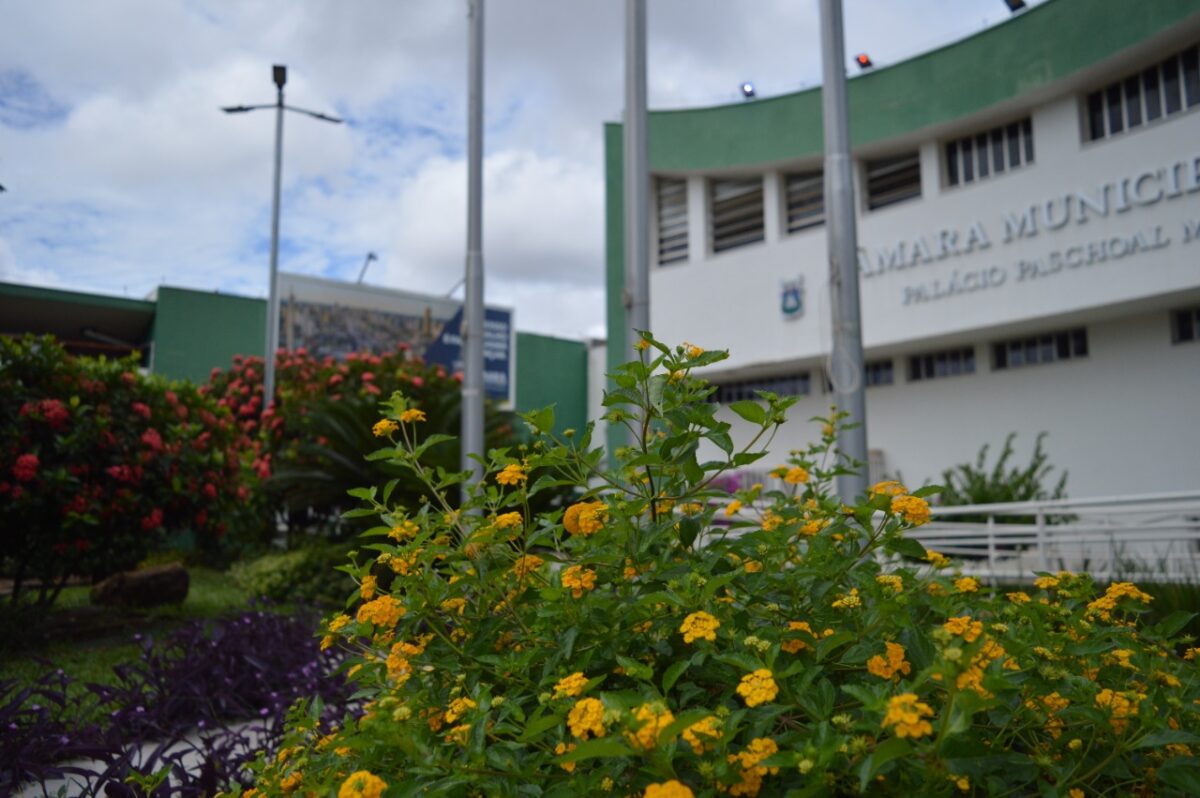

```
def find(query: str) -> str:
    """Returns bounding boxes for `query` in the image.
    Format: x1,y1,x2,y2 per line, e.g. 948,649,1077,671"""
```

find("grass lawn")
0,566,250,724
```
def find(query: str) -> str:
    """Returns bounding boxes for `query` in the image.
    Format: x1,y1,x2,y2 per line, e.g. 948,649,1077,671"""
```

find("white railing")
915,490,1200,584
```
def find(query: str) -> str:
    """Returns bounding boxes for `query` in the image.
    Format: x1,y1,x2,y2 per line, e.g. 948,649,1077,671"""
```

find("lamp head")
739,82,756,99
273,64,287,89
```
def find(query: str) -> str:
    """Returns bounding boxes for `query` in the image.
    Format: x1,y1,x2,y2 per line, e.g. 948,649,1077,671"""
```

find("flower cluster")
678,610,720,643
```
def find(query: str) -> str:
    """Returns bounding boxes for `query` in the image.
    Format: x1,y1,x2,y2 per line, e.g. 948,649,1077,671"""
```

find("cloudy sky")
0,0,1040,340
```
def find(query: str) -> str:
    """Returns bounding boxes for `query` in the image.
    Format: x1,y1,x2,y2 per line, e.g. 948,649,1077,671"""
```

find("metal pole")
623,0,649,361
462,0,486,490
818,0,868,502
264,75,285,411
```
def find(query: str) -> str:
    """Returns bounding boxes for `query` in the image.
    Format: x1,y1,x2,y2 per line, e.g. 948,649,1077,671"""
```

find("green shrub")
938,432,1067,520
229,542,356,607
242,337,1200,798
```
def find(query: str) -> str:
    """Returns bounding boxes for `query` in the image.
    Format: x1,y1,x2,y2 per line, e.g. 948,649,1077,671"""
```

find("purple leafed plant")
2,606,350,797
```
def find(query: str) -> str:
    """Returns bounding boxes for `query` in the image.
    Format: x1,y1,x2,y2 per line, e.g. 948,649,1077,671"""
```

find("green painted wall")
515,332,588,435
152,287,265,382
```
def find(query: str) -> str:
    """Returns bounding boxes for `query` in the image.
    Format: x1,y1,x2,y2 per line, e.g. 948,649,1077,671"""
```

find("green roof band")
612,0,1200,173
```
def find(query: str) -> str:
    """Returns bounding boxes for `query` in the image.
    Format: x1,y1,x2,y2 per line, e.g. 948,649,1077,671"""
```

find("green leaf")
708,429,734,455
678,517,700,549
557,736,635,763
681,453,704,484
663,660,690,692
911,484,944,498
886,536,927,560
524,405,555,434
732,451,768,467
615,655,653,681
714,652,764,673
701,571,739,601
1156,757,1200,794
517,712,562,742
1133,730,1200,749
657,708,715,743
1146,610,1196,639
413,433,456,458
728,400,766,425
858,738,911,791
381,478,400,504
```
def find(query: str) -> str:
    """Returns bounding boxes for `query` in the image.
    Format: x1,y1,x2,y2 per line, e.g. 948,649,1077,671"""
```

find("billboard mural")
277,273,513,402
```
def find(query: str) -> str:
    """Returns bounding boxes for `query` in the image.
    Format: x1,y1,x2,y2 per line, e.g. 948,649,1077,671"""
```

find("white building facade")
603,0,1200,497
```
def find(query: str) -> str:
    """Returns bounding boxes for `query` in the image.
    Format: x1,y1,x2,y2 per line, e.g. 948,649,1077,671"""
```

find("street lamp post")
223,65,343,412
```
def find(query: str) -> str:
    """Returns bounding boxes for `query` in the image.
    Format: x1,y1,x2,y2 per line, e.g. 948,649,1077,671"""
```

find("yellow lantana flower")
399,408,426,423
867,641,912,680
494,511,523,529
356,595,405,628
870,480,908,497
736,669,778,707
372,419,398,437
567,697,606,739
644,781,695,798
679,611,720,643
882,693,935,738
496,462,528,486
563,501,607,535
554,672,589,699
783,466,809,484
682,715,721,754
891,494,931,525
338,771,387,798
627,702,675,750
561,565,596,598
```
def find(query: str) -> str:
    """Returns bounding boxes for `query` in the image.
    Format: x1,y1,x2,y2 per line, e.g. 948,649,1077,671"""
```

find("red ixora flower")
12,453,39,482
41,399,70,430
131,402,152,420
106,464,133,482
141,428,163,451
141,507,164,531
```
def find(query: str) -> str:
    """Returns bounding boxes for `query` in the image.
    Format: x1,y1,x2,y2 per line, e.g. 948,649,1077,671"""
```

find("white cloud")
0,0,1041,337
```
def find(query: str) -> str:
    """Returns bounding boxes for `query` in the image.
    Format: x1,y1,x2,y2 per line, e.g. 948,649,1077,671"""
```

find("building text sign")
856,155,1200,305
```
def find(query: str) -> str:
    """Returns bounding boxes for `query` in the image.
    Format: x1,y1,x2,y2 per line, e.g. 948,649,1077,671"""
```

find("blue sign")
781,276,805,320
424,307,512,401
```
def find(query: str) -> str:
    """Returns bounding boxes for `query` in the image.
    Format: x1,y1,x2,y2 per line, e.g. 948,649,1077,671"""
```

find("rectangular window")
1164,55,1183,115
908,347,975,382
1124,75,1143,128
714,372,810,404
992,328,1088,371
865,152,921,210
865,360,894,387
1106,83,1124,134
1184,46,1200,107
1085,43,1200,142
709,177,764,253
784,171,825,233
655,177,688,266
1172,307,1200,344
1144,65,1162,121
945,117,1033,187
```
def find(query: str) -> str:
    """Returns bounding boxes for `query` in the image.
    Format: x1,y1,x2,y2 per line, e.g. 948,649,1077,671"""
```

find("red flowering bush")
0,335,261,605
206,346,516,539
